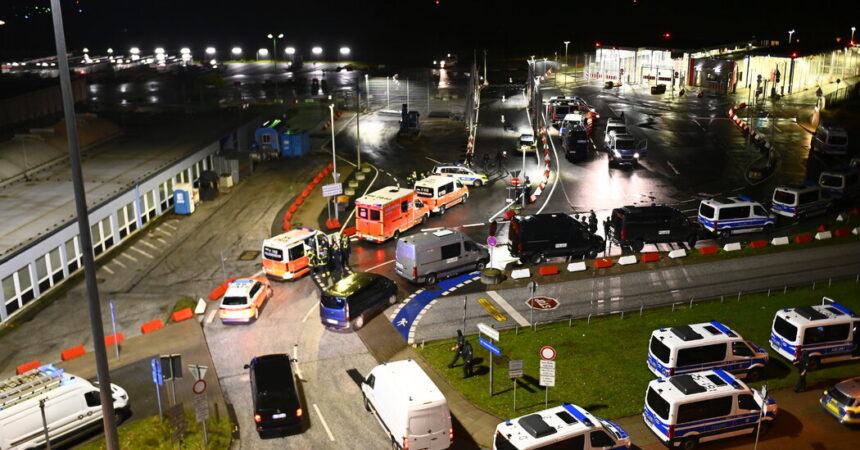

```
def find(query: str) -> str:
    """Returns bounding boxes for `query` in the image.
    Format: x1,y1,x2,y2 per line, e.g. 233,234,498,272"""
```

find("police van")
493,403,631,450
769,300,860,370
643,369,777,449
647,321,769,381
770,183,832,221
811,122,849,155
697,195,776,239
819,168,860,199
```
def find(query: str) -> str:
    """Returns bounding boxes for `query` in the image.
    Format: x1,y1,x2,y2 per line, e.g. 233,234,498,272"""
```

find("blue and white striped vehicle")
769,300,860,370
770,182,832,220
647,321,769,381
643,369,777,450
697,196,776,239
433,163,489,187
494,403,630,450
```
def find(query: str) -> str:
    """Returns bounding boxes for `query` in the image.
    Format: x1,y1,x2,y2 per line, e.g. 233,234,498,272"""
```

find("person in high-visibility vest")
307,249,319,274
330,236,342,273
340,233,351,269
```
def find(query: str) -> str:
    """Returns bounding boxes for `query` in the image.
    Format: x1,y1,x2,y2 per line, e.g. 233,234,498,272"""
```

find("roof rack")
795,306,826,321
670,375,706,395
670,325,703,342
0,365,65,411
519,414,557,438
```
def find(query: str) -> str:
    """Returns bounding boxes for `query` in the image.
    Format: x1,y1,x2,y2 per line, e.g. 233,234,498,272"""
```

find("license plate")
272,413,286,419
326,319,339,324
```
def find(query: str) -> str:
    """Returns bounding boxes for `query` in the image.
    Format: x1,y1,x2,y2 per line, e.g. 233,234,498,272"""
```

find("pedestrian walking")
448,330,466,368
461,341,474,378
794,351,809,392
603,217,611,255
588,210,598,234
340,233,351,269
481,153,490,171
495,150,503,171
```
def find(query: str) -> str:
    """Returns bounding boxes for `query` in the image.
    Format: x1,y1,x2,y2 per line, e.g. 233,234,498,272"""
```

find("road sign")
160,354,183,380
477,322,499,341
193,392,210,422
540,346,556,360
527,280,538,295
539,374,556,387
509,359,524,378
479,337,501,357
192,379,208,395
526,296,559,310
322,183,343,197
539,360,556,387
151,358,164,386
486,236,498,247
188,364,208,381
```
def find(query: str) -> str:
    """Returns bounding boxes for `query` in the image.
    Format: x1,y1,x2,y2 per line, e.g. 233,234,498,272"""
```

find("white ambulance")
261,227,327,280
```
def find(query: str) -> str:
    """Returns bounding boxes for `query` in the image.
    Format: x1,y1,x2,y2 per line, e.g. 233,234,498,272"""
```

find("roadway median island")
415,279,860,422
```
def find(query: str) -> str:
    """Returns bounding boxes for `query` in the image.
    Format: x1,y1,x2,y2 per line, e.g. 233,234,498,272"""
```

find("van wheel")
353,314,365,330
394,230,401,240
363,394,371,412
763,224,774,235
758,421,772,436
439,205,447,215
388,294,397,305
474,179,483,187
476,260,488,271
421,213,430,224
808,356,821,371
719,229,732,240
530,253,544,265
686,234,698,248
746,367,764,382
462,195,468,204
680,437,698,450
391,437,400,450
586,248,599,259
425,273,438,285
631,239,645,253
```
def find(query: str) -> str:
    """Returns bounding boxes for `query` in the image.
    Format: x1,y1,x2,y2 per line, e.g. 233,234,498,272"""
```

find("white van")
647,321,769,381
414,175,469,215
811,123,848,155
643,370,777,449
0,365,129,450
362,359,453,450
819,168,860,199
770,183,832,220
769,300,860,370
697,195,776,238
493,403,631,450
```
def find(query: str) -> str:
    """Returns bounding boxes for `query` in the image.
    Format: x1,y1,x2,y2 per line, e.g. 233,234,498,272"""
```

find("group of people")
305,232,352,278
405,171,433,188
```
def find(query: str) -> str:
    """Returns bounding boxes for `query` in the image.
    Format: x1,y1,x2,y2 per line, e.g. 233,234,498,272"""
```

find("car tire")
758,421,772,436
763,224,774,235
254,308,259,320
587,248,599,259
474,180,483,187
746,367,764,382
439,205,446,215
267,287,273,299
530,253,544,265
462,195,467,204
631,239,645,253
686,234,698,248
421,213,429,224
394,230,401,240
808,356,822,371
388,294,397,305
719,229,732,240
426,273,437,285
476,259,487,271
353,314,365,330
680,437,698,450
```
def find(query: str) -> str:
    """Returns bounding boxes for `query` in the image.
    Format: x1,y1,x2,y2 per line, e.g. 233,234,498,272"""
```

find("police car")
770,182,832,220
518,134,537,153
643,369,777,449
697,195,776,239
433,163,490,187
648,321,769,381
494,403,631,450
820,376,860,424
769,301,860,370
604,118,627,144
218,277,273,323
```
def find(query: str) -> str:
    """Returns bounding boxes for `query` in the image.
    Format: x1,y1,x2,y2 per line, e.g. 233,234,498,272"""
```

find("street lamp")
312,46,323,57
563,40,570,89
852,27,856,44
339,47,351,56
205,46,216,56
129,47,140,61
231,47,242,58
267,33,283,98
258,48,269,60
788,29,796,45
285,46,296,56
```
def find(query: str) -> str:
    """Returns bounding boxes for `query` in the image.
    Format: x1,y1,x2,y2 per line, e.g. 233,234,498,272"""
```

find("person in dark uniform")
340,233,351,269
603,217,611,255
794,351,809,392
448,329,466,368
330,237,342,274
461,341,474,378
307,249,319,274
588,210,598,234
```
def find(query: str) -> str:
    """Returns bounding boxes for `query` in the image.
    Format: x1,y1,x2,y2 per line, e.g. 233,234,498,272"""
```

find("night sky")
0,0,856,64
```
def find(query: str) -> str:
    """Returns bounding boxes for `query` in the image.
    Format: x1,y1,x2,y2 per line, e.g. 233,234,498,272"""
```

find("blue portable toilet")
173,182,197,214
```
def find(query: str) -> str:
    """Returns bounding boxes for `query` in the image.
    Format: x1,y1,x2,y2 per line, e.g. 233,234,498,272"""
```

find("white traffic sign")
539,375,556,387
193,392,209,422
539,360,556,387
192,379,208,395
188,364,208,381
540,346,556,360
477,322,499,341
508,359,523,378
322,183,343,197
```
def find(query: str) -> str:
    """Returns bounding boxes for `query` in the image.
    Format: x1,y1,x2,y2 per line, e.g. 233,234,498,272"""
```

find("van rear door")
408,403,451,450
395,240,418,280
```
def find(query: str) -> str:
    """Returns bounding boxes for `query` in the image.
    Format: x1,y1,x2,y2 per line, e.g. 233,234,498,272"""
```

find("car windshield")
222,296,247,306
650,336,671,363
598,418,622,440
321,294,346,309
646,387,671,420
616,139,636,150
608,126,626,134
263,246,283,261
416,186,434,197
820,175,843,187
773,190,796,204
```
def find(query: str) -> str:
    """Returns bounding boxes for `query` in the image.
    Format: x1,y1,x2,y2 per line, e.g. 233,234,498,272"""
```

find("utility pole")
563,41,570,90
355,85,361,169
49,1,118,449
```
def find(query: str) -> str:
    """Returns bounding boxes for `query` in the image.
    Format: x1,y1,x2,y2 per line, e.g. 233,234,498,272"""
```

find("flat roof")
0,113,254,261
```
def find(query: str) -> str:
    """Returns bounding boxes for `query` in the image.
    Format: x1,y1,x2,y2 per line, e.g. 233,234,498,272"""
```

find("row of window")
1,155,213,320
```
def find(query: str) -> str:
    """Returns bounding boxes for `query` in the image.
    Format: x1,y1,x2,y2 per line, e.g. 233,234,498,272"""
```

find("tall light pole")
267,33,283,99
852,26,856,44
328,103,339,221
364,73,370,110
49,1,118,449
563,40,570,90
788,29,796,45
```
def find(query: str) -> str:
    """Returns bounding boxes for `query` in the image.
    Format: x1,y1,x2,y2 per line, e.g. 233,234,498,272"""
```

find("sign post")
188,363,210,446
478,322,501,397
150,358,164,420
509,359,523,410
754,384,768,450
109,299,119,361
160,354,182,406
539,346,556,408
528,281,538,330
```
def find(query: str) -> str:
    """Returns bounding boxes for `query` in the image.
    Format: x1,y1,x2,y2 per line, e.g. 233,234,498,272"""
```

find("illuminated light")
595,42,601,47
107,48,113,54
285,47,296,55
258,48,269,57
130,47,140,55
205,47,216,55
231,47,242,55
155,47,165,55
791,52,798,58
209,58,218,66
663,32,671,39
312,46,323,55
82,47,89,53
180,47,191,55
0,20,5,26
339,47,351,56
254,414,261,423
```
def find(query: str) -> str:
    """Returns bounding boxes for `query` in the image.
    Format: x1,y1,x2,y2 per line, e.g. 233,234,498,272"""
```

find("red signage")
526,297,559,310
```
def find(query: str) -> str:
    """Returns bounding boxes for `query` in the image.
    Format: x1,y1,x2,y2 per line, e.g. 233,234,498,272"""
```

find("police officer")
588,210,598,234
340,233,351,269
603,217,612,255
330,236,342,273
461,341,474,378
795,351,809,392
448,329,466,368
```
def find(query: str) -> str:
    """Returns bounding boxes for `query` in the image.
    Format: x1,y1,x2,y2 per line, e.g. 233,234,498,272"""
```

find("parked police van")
643,369,777,449
493,403,631,450
697,195,776,238
395,228,489,285
770,183,832,220
609,205,700,252
811,122,849,155
769,300,860,370
0,365,129,450
647,321,769,381
819,168,860,199
508,213,604,265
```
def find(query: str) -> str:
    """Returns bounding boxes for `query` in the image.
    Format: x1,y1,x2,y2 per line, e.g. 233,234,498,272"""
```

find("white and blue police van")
769,300,860,370
493,403,631,450
770,182,832,220
647,321,769,382
697,195,776,239
643,369,777,449
819,168,860,199
811,122,848,155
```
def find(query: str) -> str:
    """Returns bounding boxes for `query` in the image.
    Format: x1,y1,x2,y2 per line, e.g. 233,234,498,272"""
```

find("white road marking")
682,208,697,213
121,253,138,263
313,404,336,441
301,300,320,323
112,259,127,269
156,228,172,237
130,246,153,259
140,240,159,250
251,270,264,278
206,310,217,324
425,156,444,164
487,290,530,326
667,161,681,175
162,222,177,231
156,237,169,246
462,222,485,228
102,265,115,274
365,259,395,272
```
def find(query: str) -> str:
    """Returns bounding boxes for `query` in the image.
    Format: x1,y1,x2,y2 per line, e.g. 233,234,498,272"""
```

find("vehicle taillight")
403,437,410,450
346,304,350,322
413,266,417,279
620,228,627,239
669,367,674,376
668,424,675,439
254,414,262,423
296,408,303,417
518,242,524,253
794,347,800,359
713,220,718,230
449,427,454,441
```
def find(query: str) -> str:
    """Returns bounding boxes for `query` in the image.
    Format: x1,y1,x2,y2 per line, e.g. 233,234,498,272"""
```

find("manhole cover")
238,250,260,261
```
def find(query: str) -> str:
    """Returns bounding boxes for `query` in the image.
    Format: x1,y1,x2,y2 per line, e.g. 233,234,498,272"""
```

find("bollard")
829,278,832,288
784,285,787,294
813,281,816,290
672,303,676,312
587,313,593,324
515,325,519,335
422,340,425,348
640,305,644,316
690,298,694,309
568,316,572,327
737,291,741,302
721,295,724,303
767,289,771,297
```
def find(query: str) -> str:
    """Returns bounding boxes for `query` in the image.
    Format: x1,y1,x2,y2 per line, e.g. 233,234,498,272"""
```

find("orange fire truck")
355,186,431,243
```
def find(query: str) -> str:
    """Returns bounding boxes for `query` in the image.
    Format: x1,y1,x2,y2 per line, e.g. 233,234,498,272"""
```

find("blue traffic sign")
151,358,163,386
479,337,501,357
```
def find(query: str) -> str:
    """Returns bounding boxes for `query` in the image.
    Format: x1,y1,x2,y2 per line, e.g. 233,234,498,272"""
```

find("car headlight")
634,152,640,158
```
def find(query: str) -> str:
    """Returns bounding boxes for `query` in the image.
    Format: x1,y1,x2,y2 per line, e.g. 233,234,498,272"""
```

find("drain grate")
238,250,260,261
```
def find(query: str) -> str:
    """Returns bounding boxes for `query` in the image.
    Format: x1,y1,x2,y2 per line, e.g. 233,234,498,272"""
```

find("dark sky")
0,0,856,64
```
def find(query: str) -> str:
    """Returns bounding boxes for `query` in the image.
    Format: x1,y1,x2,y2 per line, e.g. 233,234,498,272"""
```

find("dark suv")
609,205,699,252
319,272,398,330
245,354,304,438
508,213,604,264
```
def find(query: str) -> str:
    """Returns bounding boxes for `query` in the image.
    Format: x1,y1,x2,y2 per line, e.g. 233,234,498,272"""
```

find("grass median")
79,411,232,449
416,279,860,420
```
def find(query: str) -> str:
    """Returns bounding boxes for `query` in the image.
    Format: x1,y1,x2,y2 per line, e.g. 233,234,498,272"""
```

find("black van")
320,272,398,330
609,205,699,252
563,124,591,161
508,213,604,264
244,354,304,438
